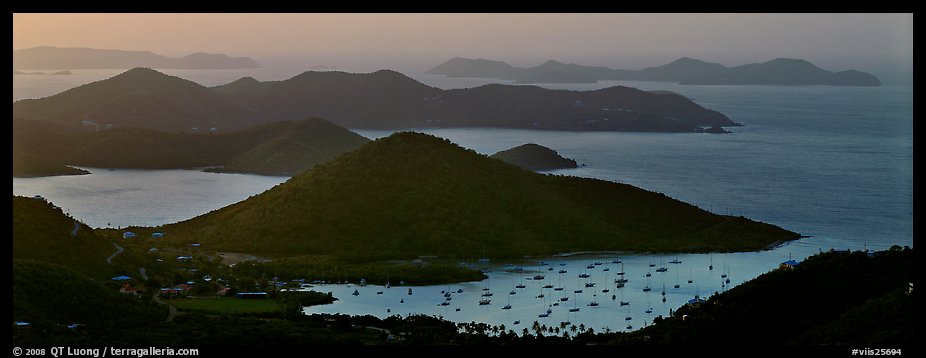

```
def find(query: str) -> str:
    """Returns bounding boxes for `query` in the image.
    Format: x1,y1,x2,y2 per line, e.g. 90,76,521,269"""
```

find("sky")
12,13,913,79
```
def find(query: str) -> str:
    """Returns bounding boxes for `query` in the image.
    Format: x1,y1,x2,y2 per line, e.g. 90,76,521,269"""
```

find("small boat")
662,296,666,303
645,307,652,314
352,289,360,296
509,290,516,295
400,299,404,303
444,292,452,298
483,287,490,291
536,293,545,299
586,264,595,269
649,263,656,268
603,267,610,272
387,308,391,313
620,301,630,306
533,274,545,280
579,273,590,278
569,307,580,312
543,284,553,289
626,324,632,329
585,282,596,288
574,289,583,293
560,296,569,302
513,320,520,325
377,291,384,295
558,269,567,274
611,294,616,300
481,292,493,297
611,259,621,264
594,262,602,266
457,288,463,293
601,288,610,293
538,313,549,318
588,296,599,307
479,299,491,305
502,304,511,310
615,282,625,288
440,301,450,306
554,287,564,291
553,302,559,306
408,288,413,295
656,267,668,273
516,283,526,289
445,296,452,301
625,316,632,321
645,272,651,277
456,308,461,311
642,286,651,292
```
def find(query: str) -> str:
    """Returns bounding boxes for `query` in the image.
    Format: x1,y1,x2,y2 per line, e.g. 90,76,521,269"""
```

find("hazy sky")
12,13,913,77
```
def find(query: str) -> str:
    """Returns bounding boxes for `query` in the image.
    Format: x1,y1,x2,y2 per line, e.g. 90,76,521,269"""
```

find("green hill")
12,196,147,279
12,68,256,132
213,119,370,176
491,143,578,171
13,118,369,177
163,132,799,260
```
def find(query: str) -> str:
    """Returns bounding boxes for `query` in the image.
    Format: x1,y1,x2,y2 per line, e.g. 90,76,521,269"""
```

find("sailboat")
625,304,632,321
674,270,681,289
709,253,714,271
588,293,599,307
569,290,580,312
515,269,526,289
687,268,693,284
502,291,512,310
721,263,728,279
619,287,630,306
601,268,610,293
655,256,667,272
574,276,583,293
642,275,652,292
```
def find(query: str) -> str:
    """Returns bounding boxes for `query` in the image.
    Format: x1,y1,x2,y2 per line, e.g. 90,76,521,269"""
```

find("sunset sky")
12,13,913,78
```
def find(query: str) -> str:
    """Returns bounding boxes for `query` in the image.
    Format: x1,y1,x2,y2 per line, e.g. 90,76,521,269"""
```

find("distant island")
491,143,578,171
13,70,72,75
13,67,738,134
160,132,800,259
428,57,881,86
13,118,369,177
13,46,259,69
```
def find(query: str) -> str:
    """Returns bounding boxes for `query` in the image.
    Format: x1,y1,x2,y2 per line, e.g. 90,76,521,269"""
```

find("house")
151,231,165,238
779,260,800,270
122,231,136,239
120,283,140,296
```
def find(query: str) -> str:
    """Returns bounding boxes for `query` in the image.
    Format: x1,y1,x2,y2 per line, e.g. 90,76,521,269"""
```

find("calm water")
12,167,288,229
12,70,912,333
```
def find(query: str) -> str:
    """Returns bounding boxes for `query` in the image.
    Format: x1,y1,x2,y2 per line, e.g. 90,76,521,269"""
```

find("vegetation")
161,132,798,261
13,153,89,177
12,118,369,177
12,196,149,279
14,67,735,134
491,143,578,171
170,297,283,315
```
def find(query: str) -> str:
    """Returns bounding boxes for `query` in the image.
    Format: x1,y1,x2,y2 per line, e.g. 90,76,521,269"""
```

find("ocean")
12,69,913,333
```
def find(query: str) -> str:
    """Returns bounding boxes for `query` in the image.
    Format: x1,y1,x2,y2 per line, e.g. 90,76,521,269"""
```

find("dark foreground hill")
491,143,578,171
13,68,738,133
163,132,799,260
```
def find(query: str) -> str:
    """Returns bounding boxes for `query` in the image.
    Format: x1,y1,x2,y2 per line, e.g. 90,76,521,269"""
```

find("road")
105,243,124,265
138,267,148,281
152,292,177,323
71,221,79,237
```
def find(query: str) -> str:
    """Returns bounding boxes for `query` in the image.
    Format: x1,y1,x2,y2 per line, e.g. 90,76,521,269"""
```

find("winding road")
152,293,177,323
105,243,124,265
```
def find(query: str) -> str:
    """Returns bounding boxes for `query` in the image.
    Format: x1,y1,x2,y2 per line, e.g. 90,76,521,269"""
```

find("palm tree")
570,324,578,334
522,328,530,337
578,323,586,332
